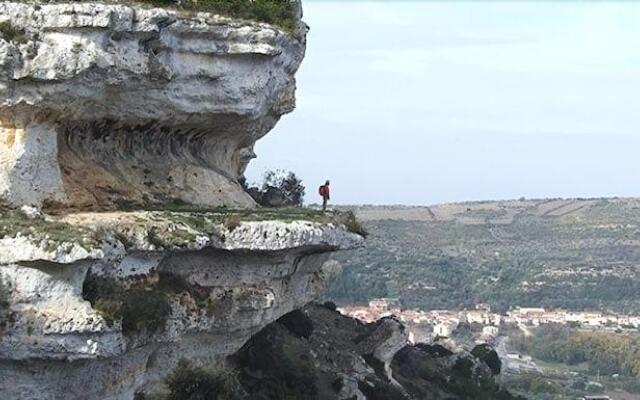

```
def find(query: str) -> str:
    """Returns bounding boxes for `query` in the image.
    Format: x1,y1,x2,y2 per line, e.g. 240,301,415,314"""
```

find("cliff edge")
0,208,363,399
0,2,364,399
0,1,306,210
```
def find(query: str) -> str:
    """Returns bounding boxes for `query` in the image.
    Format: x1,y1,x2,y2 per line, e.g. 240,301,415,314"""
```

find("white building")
482,326,499,337
434,323,456,338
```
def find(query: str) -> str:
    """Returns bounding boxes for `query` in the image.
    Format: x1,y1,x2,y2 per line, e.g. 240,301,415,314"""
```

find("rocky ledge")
0,1,306,210
0,208,363,399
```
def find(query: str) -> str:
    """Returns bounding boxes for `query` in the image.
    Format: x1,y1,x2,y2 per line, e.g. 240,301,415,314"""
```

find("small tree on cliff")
242,169,305,207
262,170,305,207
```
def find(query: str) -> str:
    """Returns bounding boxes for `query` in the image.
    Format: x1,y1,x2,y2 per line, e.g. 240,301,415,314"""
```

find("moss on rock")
0,203,99,251
83,274,171,335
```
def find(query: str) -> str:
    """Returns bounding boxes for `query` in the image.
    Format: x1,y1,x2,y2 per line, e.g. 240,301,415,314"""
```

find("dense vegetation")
326,199,640,313
513,325,640,380
502,324,640,399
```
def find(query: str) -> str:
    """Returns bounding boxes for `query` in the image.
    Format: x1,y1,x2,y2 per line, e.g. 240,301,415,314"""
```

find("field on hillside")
327,198,640,312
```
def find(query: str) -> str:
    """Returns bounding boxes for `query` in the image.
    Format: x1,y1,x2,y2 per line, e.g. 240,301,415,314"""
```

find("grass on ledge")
145,205,368,236
11,0,298,32
0,203,99,250
172,0,297,32
0,201,367,248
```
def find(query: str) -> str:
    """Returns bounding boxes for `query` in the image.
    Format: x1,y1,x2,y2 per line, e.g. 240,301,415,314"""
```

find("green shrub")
114,231,135,250
245,169,306,207
83,275,171,335
166,359,246,400
121,289,171,335
83,276,124,326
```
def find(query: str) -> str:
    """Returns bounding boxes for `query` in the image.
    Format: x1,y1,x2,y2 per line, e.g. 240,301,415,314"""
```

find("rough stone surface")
0,213,362,400
0,210,364,265
0,1,307,210
0,3,377,399
229,304,519,400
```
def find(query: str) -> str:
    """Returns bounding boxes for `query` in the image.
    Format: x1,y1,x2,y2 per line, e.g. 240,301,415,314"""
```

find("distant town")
339,298,640,345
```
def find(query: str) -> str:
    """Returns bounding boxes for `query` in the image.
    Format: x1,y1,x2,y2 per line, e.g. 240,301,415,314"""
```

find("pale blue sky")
246,1,640,205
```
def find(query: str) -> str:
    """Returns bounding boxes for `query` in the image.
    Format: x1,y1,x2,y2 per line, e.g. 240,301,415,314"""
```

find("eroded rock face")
228,304,519,400
0,2,307,210
0,214,362,399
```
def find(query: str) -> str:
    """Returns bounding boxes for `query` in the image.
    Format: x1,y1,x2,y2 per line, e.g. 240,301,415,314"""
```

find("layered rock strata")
0,210,362,399
0,1,306,210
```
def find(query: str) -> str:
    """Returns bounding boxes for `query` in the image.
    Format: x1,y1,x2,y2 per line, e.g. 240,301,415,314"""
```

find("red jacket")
319,185,330,198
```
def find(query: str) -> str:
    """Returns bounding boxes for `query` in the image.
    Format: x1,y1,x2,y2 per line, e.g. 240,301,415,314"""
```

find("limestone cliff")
0,2,370,399
0,1,306,210
0,209,363,399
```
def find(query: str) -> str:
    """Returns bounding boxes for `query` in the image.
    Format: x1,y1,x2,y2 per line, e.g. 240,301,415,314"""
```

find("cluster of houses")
505,307,640,328
338,299,640,345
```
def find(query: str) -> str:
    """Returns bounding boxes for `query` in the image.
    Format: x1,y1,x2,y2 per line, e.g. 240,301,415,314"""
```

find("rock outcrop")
0,210,363,399
0,3,379,399
221,304,522,400
0,1,307,210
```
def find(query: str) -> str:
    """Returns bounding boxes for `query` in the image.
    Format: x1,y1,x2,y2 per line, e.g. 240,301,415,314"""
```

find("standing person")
319,180,330,211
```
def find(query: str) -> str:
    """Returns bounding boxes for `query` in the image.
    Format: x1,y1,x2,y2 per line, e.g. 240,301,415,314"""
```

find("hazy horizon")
245,1,640,206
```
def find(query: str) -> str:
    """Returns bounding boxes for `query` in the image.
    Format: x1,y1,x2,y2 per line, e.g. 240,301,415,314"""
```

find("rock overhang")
0,209,364,265
0,3,374,397
0,1,307,210
0,210,363,399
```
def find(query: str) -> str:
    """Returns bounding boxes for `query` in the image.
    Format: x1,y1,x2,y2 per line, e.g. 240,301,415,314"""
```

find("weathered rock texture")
0,3,378,399
0,1,306,210
228,304,520,400
0,211,362,399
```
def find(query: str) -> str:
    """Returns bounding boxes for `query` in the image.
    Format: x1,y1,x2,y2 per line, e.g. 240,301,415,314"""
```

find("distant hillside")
327,198,640,313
